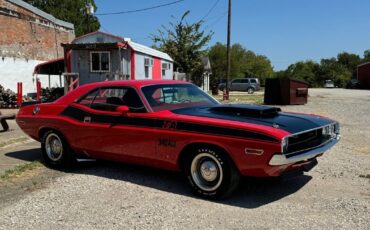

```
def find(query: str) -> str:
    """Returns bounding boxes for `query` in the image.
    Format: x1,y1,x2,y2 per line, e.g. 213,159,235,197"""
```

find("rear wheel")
247,87,255,94
183,147,240,199
41,130,76,168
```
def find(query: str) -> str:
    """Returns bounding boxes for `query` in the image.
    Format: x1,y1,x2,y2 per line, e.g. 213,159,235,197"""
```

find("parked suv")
218,78,260,94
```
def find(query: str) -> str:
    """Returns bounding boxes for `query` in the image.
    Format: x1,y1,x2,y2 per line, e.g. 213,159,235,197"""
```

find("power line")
95,0,184,16
204,11,227,30
201,0,220,21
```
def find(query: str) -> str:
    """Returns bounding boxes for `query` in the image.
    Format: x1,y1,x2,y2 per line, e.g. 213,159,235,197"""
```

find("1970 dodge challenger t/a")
16,80,340,198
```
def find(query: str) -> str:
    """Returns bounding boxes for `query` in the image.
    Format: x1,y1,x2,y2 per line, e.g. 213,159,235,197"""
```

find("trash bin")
264,77,308,105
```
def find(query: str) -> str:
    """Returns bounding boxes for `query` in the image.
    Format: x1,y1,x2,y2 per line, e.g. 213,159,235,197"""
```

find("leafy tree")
285,61,320,87
318,58,351,88
363,50,370,63
24,0,100,36
337,52,361,77
151,11,213,85
208,43,273,84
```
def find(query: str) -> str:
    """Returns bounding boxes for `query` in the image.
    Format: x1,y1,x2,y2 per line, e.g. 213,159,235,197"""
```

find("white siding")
161,60,173,80
0,57,62,94
134,52,152,80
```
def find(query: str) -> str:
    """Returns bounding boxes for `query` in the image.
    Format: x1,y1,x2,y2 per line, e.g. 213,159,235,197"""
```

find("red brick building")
0,0,75,93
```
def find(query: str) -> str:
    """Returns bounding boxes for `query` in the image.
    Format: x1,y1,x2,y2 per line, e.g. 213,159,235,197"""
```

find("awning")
34,57,64,75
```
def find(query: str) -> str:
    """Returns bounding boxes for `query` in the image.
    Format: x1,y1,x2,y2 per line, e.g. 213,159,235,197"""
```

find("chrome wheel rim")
45,133,63,161
190,153,223,192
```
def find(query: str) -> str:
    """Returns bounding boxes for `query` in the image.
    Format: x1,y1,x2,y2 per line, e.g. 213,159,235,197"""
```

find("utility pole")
86,1,94,33
225,0,232,100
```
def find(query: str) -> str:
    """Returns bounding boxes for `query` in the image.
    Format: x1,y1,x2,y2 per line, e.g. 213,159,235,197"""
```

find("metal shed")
357,62,370,89
34,31,174,92
264,77,308,105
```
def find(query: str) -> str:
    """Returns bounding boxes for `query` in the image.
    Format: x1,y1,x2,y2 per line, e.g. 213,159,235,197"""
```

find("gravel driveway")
0,88,369,229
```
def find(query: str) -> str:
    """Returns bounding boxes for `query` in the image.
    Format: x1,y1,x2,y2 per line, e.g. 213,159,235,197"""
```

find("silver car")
218,78,260,94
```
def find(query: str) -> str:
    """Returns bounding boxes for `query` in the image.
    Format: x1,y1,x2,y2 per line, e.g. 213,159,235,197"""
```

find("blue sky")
94,0,370,70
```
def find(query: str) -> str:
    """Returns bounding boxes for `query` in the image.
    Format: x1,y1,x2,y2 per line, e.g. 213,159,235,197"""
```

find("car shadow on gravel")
65,161,313,209
4,148,42,162
5,148,312,209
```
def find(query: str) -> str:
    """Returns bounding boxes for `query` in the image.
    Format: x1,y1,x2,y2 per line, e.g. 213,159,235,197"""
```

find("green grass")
0,137,29,148
0,161,43,180
213,94,264,105
359,174,370,179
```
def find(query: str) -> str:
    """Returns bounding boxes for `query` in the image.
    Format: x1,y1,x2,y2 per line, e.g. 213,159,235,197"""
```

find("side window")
148,87,207,104
77,87,146,112
233,79,242,83
78,89,98,107
241,79,249,83
90,51,110,72
250,79,257,83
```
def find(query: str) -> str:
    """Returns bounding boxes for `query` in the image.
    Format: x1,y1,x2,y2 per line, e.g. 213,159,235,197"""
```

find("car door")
230,79,241,91
241,79,249,91
65,86,156,162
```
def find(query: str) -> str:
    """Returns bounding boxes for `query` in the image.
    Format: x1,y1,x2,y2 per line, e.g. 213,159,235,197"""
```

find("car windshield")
141,84,219,112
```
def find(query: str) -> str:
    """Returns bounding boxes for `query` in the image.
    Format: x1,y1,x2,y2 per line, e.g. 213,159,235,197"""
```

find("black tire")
41,130,76,168
183,147,240,199
247,87,255,94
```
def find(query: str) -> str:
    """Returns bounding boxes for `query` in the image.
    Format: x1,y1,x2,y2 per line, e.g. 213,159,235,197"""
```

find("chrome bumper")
269,134,341,166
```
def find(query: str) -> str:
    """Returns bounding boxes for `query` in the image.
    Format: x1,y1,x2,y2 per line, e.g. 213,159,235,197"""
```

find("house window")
144,57,153,79
90,51,110,72
162,62,169,77
145,66,149,78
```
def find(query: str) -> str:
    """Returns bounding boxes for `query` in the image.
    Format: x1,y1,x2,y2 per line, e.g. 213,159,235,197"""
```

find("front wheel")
41,130,76,168
184,147,240,199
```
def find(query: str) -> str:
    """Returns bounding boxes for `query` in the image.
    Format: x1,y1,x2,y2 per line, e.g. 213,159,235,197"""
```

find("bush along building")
0,0,75,94
35,31,174,93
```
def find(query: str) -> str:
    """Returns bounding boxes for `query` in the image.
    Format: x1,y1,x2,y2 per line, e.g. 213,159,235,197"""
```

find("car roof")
55,80,192,104
83,80,190,88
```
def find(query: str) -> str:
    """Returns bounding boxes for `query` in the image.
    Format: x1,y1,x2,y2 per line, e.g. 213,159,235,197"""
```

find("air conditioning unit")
162,63,169,69
144,58,153,66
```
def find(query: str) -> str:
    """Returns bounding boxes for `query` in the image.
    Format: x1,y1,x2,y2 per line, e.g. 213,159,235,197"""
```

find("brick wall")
0,0,75,61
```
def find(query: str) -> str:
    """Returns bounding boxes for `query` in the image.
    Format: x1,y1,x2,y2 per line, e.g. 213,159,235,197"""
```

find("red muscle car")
16,80,340,198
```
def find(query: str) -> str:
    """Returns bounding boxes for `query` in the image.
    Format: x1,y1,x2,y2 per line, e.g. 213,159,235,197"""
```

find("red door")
65,87,157,163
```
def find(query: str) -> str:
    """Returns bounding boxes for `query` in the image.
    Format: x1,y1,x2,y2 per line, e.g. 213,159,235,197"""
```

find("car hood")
171,104,334,134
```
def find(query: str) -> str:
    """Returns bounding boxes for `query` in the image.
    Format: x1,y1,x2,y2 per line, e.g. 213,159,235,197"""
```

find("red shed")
357,62,370,89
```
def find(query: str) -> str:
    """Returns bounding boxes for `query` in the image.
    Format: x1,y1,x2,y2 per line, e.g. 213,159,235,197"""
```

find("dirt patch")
0,166,64,208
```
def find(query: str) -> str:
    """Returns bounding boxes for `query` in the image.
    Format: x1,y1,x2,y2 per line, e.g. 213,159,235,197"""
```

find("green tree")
24,0,100,36
151,11,213,85
318,58,351,87
208,43,273,84
285,61,320,86
337,52,361,77
363,50,370,63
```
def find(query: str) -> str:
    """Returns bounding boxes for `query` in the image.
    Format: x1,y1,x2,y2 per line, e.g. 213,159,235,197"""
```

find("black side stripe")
60,106,278,143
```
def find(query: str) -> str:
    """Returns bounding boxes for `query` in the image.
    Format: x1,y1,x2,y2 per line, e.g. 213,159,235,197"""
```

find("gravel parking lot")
0,88,369,229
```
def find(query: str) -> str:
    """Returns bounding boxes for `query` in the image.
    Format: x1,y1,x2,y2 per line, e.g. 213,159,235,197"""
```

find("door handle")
83,116,91,123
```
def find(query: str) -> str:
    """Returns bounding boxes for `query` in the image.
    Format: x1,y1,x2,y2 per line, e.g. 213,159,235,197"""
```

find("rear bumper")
269,134,340,166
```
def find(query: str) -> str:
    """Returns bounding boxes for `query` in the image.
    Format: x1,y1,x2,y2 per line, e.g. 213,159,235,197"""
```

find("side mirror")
116,105,129,116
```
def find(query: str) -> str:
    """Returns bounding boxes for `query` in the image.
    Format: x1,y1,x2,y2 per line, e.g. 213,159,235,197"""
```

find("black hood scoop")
209,104,281,117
